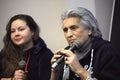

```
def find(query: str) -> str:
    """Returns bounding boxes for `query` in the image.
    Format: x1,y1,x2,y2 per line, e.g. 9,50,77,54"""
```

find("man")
50,7,120,80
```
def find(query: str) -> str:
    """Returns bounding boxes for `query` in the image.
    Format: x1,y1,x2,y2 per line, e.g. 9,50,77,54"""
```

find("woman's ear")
32,31,34,36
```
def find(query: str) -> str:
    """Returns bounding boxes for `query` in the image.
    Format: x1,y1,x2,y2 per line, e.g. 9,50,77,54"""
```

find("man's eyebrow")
69,25,79,28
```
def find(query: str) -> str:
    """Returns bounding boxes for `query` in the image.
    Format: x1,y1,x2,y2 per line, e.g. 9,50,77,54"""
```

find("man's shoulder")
92,37,111,50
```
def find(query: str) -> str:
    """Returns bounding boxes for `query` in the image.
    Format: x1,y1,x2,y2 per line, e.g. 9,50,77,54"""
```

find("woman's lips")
15,38,22,42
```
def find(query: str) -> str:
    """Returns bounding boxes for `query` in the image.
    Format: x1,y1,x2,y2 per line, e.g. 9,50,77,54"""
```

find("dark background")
111,0,120,53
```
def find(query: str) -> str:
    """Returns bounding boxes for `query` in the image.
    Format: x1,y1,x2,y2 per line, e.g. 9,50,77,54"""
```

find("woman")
0,14,53,80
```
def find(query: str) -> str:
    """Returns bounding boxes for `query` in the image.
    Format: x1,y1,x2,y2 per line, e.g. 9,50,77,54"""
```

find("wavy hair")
61,7,102,38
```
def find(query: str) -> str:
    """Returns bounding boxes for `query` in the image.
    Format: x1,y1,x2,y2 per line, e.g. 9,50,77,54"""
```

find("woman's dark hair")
1,14,40,77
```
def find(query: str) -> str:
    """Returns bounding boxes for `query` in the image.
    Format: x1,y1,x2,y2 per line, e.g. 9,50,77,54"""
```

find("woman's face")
62,17,92,46
10,19,34,49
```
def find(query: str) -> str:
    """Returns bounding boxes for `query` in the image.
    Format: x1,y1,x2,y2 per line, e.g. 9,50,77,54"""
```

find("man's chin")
69,43,73,46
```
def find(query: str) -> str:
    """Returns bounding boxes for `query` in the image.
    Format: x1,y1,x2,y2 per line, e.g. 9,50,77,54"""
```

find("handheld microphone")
17,59,26,71
52,40,81,69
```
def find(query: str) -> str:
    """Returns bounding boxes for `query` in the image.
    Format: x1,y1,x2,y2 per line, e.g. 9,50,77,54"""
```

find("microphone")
17,59,26,71
52,40,81,69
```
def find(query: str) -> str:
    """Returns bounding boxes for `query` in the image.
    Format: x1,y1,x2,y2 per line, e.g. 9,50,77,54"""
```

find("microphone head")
69,40,81,51
18,59,26,70
72,40,82,49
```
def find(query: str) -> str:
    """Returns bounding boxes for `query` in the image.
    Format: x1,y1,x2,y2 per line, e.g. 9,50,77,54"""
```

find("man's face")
62,17,92,46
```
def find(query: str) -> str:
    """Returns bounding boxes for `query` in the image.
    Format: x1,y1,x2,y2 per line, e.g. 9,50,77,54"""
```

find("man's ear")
88,29,92,35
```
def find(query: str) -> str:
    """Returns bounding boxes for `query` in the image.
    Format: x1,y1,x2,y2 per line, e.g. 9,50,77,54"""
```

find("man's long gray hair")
61,7,102,38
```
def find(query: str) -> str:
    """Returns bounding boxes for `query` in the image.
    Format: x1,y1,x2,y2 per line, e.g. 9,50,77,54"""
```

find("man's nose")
67,29,73,38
